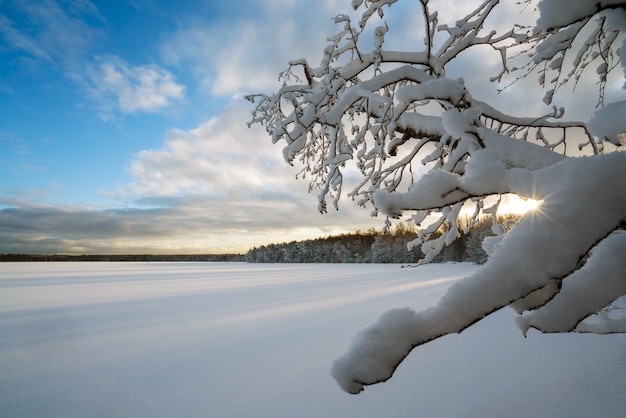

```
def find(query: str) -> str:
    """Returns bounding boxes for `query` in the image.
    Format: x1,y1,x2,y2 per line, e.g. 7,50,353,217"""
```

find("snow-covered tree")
248,0,626,394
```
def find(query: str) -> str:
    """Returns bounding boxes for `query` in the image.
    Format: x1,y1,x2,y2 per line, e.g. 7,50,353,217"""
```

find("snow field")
0,262,624,417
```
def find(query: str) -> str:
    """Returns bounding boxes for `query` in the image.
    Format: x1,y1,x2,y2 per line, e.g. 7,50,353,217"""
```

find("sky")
0,0,623,254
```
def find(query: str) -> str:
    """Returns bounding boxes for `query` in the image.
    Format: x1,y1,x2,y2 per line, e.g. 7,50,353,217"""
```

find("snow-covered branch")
248,0,626,394
333,152,626,393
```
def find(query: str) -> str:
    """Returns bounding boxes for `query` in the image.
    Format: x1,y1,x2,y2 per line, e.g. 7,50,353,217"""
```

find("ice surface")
1,262,624,417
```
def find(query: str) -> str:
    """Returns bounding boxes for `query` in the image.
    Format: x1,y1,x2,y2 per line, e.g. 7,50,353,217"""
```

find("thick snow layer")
537,0,626,30
396,78,466,106
588,101,626,145
516,231,626,334
1,262,624,417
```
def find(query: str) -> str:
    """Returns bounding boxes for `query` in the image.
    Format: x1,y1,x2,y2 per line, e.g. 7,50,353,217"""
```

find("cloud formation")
129,104,290,196
83,56,185,115
0,190,379,255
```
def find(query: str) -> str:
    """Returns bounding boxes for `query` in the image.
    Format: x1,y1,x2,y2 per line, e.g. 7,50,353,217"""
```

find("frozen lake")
1,262,624,417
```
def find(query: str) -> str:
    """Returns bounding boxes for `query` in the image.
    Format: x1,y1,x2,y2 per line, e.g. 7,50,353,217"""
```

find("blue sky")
0,0,384,254
1,0,622,254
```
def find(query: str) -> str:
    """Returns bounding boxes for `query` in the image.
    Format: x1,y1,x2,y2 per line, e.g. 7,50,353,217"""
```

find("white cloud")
159,1,340,97
128,103,287,196
84,56,185,115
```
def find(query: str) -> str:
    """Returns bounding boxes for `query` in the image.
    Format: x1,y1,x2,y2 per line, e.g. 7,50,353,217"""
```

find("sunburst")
502,194,542,215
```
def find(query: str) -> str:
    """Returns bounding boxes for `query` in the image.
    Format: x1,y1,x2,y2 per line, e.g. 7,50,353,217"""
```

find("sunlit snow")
1,262,624,417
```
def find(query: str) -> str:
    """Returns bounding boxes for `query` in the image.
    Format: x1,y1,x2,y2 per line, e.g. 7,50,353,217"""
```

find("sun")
502,194,542,215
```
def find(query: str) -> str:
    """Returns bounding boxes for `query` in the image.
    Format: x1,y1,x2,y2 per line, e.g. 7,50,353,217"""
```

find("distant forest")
0,253,246,262
2,216,516,263
246,216,518,264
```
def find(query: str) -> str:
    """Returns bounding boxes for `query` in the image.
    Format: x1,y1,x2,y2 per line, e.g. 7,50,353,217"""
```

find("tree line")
245,216,515,264
0,253,246,262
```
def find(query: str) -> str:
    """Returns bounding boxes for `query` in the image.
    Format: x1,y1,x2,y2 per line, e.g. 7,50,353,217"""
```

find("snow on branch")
516,230,626,335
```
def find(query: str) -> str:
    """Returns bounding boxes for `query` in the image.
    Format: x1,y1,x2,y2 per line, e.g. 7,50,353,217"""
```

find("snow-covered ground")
1,262,624,417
